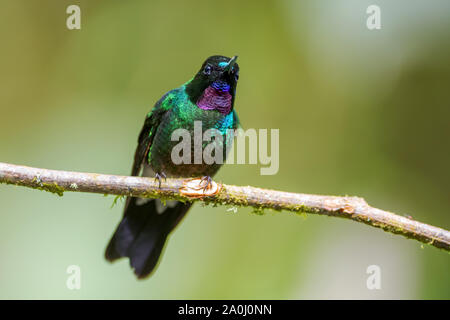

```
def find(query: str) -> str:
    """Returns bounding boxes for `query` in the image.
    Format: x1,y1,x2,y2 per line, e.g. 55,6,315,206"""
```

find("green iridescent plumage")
105,55,240,278
146,84,239,177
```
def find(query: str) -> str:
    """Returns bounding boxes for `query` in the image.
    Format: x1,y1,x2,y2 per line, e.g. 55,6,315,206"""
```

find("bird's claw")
154,172,167,188
200,176,213,192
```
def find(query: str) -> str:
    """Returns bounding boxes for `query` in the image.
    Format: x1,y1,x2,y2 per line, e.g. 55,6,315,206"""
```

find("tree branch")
0,162,448,251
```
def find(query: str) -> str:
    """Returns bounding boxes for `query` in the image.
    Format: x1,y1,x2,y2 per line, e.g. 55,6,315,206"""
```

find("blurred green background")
0,0,449,299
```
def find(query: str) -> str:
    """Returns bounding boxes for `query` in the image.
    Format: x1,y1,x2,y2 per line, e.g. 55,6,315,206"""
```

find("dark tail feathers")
105,197,191,278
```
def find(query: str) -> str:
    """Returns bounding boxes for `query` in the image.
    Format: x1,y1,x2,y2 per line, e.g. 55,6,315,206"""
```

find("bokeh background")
0,0,449,299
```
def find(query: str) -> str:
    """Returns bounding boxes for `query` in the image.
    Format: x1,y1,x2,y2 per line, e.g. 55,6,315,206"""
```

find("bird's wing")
106,89,190,276
130,90,176,176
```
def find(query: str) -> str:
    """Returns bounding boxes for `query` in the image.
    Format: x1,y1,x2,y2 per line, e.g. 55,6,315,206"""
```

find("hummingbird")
105,55,240,278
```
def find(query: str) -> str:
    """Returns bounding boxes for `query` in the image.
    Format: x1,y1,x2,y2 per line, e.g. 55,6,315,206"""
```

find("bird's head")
186,55,239,114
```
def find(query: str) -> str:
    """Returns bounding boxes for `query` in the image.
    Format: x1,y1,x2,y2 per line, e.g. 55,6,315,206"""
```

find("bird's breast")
149,106,236,177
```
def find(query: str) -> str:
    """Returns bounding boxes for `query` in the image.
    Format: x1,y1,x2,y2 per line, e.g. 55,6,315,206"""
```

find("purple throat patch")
197,83,232,114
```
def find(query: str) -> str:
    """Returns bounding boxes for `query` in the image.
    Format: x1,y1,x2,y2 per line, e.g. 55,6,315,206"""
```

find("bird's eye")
203,65,212,75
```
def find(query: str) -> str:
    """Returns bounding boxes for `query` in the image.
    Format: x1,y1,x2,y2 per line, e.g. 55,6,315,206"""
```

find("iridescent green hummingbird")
105,55,240,278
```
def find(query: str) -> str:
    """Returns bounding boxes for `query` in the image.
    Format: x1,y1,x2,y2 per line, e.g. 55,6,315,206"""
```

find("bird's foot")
154,172,167,188
179,177,222,198
200,176,213,192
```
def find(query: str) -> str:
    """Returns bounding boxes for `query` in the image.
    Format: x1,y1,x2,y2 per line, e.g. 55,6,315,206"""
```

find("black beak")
223,56,238,74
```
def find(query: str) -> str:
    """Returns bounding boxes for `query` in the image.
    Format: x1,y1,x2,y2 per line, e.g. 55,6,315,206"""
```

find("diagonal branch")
0,162,448,251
